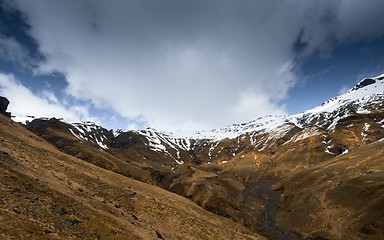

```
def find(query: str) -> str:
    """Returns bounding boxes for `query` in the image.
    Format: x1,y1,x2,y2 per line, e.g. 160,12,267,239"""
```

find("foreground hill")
0,114,263,239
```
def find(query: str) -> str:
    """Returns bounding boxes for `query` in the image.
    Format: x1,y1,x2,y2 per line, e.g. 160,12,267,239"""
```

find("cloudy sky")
1,0,384,131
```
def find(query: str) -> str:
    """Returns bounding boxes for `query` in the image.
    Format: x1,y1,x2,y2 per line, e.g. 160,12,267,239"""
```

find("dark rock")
0,96,9,112
63,218,81,226
127,190,137,198
156,230,165,240
354,78,376,90
0,96,11,117
51,205,68,215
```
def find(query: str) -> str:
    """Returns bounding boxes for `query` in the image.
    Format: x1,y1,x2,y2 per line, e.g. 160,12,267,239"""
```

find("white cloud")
0,73,96,123
7,0,384,131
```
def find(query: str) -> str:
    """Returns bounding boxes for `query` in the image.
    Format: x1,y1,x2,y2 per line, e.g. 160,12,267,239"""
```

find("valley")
2,74,384,239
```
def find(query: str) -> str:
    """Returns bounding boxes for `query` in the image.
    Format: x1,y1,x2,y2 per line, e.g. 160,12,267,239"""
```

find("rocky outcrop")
354,78,376,90
0,96,11,117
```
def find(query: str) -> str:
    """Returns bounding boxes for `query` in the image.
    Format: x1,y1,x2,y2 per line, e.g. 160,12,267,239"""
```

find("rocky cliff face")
15,74,384,239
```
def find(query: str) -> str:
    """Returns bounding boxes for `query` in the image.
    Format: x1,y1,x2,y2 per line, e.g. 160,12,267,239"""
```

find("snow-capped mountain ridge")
15,74,384,163
69,121,112,150
133,128,192,160
103,73,384,162
305,74,384,114
150,74,384,141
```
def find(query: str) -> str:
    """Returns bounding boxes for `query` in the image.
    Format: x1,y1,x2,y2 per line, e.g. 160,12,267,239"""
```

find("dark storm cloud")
4,0,384,130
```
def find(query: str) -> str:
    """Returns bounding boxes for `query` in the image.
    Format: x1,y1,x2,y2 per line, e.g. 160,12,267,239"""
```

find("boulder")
0,96,11,117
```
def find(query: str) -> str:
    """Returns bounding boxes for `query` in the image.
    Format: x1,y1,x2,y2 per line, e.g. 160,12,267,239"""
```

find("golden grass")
0,115,264,240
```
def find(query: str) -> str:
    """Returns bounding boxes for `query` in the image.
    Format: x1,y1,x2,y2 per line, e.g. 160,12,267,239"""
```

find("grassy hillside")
20,113,384,239
0,114,264,240
274,141,384,239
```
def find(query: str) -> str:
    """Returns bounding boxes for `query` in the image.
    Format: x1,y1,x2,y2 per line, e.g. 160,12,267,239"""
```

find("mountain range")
2,74,384,239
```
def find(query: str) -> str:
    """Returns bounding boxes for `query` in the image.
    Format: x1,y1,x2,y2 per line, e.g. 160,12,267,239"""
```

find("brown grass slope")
25,119,166,185
0,114,264,240
274,140,384,240
22,112,384,239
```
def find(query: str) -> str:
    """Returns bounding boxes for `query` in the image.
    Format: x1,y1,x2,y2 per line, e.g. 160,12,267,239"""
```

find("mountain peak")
350,74,384,91
305,73,384,115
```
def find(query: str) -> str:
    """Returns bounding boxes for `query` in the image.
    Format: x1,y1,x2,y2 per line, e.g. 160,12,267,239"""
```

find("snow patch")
325,145,334,155
291,127,321,142
361,123,370,143
175,159,184,165
341,148,349,155
69,122,110,150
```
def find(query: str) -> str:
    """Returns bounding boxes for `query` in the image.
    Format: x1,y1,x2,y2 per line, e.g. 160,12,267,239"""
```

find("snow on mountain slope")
13,74,384,164
293,74,384,131
187,115,291,140
133,128,192,164
169,74,384,141
11,115,43,124
306,74,384,114
126,74,384,160
69,121,112,150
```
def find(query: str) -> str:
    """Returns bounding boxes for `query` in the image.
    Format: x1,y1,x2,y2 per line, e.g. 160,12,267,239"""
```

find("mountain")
0,112,263,239
5,73,384,239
